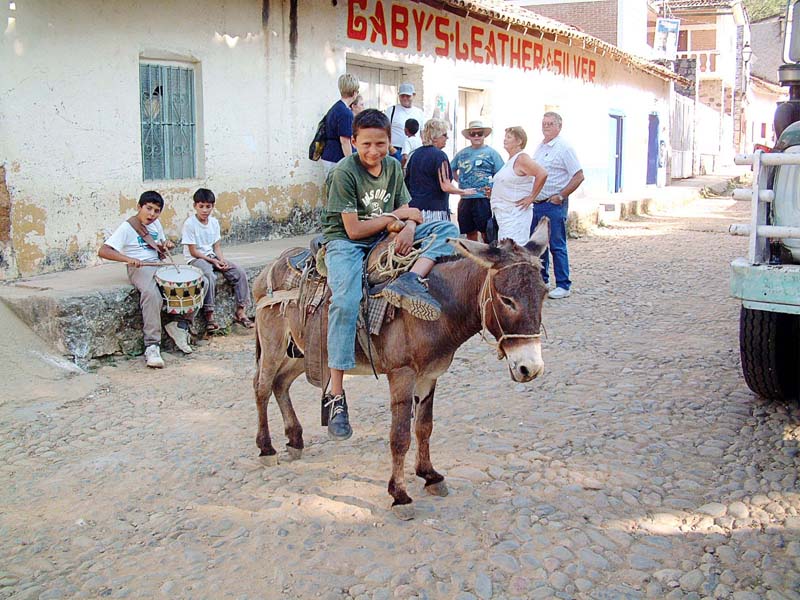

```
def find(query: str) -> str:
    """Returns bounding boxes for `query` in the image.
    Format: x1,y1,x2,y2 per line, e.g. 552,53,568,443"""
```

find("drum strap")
127,216,166,260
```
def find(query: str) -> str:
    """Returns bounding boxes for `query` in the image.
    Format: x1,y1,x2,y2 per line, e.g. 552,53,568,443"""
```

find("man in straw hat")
452,119,505,241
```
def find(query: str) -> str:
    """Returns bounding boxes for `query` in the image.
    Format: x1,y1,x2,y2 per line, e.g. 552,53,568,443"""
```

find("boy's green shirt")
321,154,411,245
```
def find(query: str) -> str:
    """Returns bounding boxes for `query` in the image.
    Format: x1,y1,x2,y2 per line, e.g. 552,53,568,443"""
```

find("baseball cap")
398,83,415,96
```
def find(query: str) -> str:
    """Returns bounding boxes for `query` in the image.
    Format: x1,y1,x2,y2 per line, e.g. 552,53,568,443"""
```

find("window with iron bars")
139,63,196,180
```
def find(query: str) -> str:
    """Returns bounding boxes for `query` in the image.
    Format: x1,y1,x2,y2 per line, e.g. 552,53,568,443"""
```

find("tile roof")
437,0,690,84
653,0,735,12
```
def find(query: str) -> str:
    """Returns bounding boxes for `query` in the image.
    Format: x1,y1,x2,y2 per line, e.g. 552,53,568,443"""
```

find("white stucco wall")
1,0,672,279
1,0,335,277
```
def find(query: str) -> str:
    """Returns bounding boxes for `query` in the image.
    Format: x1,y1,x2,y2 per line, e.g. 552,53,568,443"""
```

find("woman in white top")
490,126,547,244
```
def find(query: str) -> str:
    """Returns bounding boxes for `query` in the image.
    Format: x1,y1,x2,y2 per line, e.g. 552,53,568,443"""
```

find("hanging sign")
654,18,680,60
346,0,597,83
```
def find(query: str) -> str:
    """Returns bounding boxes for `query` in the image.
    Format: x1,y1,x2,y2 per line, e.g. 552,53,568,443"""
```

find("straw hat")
461,119,493,138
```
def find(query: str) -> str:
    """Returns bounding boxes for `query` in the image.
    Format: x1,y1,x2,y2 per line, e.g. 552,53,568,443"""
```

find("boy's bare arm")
341,207,422,240
187,244,211,261
98,244,143,267
212,242,229,269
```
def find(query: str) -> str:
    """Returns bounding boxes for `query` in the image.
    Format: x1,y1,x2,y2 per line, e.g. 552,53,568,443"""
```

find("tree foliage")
745,0,786,22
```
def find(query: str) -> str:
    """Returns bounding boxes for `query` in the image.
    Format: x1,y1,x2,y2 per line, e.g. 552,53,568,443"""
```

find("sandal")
206,320,222,333
233,315,255,329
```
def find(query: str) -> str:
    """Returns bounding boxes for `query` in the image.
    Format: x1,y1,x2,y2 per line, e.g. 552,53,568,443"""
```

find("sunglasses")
469,131,485,137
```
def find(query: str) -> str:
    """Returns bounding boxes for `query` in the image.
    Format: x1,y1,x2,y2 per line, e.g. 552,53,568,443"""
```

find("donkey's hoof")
259,453,279,467
425,481,449,497
392,504,415,521
286,446,303,461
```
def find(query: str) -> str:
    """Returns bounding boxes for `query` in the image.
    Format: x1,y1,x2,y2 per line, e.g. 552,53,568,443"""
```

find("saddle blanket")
256,289,393,336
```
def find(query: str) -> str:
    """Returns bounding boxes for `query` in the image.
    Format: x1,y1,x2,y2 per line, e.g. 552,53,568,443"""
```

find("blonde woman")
321,73,360,173
490,126,547,244
349,94,365,116
405,119,476,223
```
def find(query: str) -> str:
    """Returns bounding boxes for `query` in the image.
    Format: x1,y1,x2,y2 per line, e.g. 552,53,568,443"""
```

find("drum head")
155,265,203,284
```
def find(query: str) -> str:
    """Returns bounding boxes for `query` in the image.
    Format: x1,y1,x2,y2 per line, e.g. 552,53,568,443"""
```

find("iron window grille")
139,63,196,181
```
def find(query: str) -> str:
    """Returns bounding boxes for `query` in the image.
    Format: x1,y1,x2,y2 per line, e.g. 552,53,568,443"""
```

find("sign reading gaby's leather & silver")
346,0,598,83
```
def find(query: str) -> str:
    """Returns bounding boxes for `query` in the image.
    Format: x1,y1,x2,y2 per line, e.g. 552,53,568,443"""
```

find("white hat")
398,83,415,96
461,119,493,138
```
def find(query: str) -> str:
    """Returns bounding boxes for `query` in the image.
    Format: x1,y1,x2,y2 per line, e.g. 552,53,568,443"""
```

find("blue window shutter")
140,63,195,180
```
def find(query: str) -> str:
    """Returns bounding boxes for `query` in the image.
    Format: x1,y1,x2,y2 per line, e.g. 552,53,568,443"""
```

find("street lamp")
742,42,753,66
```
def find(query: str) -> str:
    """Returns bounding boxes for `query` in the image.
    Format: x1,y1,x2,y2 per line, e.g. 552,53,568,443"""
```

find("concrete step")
0,235,315,361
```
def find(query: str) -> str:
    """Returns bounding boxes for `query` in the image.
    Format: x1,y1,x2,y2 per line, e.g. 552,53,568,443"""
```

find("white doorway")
346,59,401,113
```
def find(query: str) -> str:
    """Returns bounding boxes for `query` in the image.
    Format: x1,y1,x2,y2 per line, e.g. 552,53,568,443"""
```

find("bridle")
478,262,543,359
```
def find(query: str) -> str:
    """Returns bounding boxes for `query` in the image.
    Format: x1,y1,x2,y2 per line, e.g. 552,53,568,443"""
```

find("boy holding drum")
98,190,194,368
180,188,254,333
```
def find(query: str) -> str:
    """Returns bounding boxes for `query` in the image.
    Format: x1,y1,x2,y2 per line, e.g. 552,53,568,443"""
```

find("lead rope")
368,234,437,282
478,263,543,360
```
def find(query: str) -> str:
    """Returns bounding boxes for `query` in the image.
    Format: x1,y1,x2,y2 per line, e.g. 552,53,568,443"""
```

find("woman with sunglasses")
405,119,476,223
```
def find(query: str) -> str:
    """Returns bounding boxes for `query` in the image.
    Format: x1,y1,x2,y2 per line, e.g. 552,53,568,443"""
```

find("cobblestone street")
1,196,798,600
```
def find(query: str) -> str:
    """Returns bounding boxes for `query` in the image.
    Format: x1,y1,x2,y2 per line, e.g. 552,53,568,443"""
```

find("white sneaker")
548,287,571,299
144,344,164,368
165,321,193,354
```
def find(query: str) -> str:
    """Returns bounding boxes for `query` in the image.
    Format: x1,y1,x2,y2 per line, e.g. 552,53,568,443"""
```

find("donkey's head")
448,217,550,383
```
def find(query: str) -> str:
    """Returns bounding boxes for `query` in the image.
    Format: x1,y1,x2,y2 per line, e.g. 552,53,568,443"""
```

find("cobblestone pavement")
1,197,798,600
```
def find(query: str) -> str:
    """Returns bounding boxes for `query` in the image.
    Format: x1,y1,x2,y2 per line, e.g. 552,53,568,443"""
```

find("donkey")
252,218,550,519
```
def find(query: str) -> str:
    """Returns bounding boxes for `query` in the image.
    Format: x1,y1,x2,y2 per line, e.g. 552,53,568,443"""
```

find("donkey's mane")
435,254,465,265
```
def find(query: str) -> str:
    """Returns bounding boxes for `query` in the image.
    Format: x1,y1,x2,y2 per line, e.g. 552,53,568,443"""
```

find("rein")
478,262,542,359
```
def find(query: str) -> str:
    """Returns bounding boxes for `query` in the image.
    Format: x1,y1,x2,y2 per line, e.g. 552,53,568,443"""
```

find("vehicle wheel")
739,306,800,401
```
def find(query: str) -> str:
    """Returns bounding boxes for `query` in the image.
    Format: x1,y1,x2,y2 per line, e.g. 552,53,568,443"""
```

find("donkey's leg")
413,378,448,497
386,367,416,520
272,358,306,460
253,309,287,464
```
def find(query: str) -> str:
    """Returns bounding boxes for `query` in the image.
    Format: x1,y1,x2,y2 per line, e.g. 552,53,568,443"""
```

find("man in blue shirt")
452,120,505,241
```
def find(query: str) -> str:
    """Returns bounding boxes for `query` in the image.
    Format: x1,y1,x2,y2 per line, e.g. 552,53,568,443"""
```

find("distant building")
515,0,654,57
746,12,788,147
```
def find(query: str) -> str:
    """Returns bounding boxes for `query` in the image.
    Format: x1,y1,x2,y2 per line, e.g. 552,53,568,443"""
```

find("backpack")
309,104,336,161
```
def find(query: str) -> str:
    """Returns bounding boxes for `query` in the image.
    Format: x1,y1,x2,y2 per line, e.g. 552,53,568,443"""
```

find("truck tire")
739,307,800,401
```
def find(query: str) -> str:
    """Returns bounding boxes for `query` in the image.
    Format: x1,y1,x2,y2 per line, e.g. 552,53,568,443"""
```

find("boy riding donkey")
321,109,459,440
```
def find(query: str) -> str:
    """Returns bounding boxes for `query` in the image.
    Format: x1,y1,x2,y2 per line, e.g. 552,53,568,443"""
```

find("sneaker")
548,287,571,299
165,321,193,354
144,344,164,369
380,272,441,321
322,392,352,441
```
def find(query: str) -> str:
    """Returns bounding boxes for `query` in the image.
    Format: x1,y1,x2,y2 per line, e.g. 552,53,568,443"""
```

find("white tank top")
491,152,534,210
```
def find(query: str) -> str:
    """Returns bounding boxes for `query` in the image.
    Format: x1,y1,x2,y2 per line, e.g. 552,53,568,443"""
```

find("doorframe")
609,110,625,194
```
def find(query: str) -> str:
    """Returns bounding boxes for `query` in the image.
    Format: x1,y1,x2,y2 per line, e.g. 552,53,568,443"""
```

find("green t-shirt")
321,154,411,244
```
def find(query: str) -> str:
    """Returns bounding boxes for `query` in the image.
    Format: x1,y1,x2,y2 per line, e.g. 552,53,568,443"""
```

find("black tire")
739,306,800,401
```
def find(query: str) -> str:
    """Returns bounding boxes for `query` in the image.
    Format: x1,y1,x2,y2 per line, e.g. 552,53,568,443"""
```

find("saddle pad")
287,249,312,273
365,296,394,335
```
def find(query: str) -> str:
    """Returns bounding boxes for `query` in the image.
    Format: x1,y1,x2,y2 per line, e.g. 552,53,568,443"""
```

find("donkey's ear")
524,216,550,257
447,237,498,269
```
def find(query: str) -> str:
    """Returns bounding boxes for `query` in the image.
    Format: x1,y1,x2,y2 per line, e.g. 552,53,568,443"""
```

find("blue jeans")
531,199,570,290
326,220,458,370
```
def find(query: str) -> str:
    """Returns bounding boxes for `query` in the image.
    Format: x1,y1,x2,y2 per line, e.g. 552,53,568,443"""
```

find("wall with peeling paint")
0,0,671,280
1,0,335,279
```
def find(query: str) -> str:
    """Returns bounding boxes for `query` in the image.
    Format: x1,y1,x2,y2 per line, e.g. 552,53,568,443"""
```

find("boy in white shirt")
401,118,421,169
181,188,253,332
98,191,193,368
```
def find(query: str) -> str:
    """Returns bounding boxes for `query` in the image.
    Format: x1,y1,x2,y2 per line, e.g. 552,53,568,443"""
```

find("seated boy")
98,191,193,368
181,188,253,331
320,108,459,441
401,118,421,169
